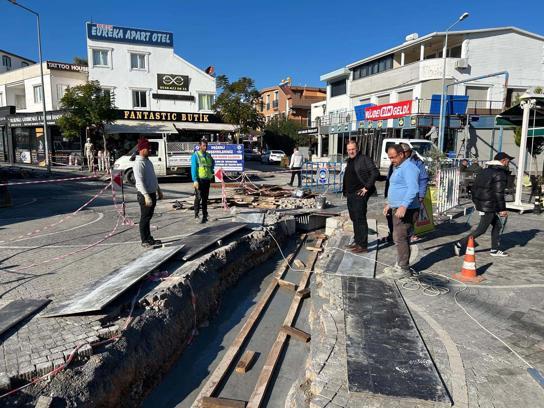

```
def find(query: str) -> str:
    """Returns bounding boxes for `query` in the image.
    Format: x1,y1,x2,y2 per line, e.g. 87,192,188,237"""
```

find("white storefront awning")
106,120,238,134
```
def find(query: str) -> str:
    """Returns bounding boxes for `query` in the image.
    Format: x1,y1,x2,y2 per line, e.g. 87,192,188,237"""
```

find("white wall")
87,38,216,112
50,71,90,110
0,52,34,74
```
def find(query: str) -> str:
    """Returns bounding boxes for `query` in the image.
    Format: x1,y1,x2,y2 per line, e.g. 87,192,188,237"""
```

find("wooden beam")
193,235,308,407
281,325,311,343
293,259,305,269
201,397,247,408
296,288,311,299
277,279,297,292
235,350,257,374
305,246,323,252
247,238,323,408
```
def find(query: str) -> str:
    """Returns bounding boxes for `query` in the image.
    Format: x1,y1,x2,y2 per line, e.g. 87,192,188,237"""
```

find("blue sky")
1,0,543,89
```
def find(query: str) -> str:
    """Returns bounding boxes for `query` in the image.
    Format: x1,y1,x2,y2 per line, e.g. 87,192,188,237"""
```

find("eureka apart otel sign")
118,110,221,124
87,23,173,47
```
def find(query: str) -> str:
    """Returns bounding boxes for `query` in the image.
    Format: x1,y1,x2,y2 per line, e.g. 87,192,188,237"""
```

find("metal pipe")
514,98,534,205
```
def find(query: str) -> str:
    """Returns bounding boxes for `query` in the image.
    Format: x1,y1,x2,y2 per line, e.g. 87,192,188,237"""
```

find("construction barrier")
302,162,344,193
435,166,461,216
414,189,435,235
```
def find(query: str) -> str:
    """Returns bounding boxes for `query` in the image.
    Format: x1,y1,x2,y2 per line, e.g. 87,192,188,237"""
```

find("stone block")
0,372,11,392
35,361,53,377
35,395,54,408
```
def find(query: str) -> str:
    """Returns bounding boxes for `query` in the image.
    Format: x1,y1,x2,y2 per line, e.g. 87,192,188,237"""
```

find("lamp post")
8,0,51,173
437,12,469,153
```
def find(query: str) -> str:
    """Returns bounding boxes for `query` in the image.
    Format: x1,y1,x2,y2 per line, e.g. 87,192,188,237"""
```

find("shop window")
33,85,43,104
130,53,146,70
330,79,346,97
198,94,214,111
92,49,109,67
2,55,11,69
132,90,147,108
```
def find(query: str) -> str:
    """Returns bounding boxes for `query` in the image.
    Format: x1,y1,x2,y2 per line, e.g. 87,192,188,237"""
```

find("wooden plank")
305,246,323,252
192,235,308,408
0,299,50,336
281,325,311,343
277,279,297,292
201,397,246,408
296,288,311,299
235,350,257,374
247,238,323,408
293,259,305,269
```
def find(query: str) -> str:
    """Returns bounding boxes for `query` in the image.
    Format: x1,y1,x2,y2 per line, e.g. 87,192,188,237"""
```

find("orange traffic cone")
453,236,485,283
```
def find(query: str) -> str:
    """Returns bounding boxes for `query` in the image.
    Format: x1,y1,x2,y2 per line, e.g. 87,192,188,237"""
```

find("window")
330,79,346,97
92,49,109,67
57,84,68,100
33,85,43,104
377,94,390,105
148,141,159,157
130,53,146,70
132,90,147,108
198,94,214,111
2,55,11,68
21,61,29,67
16,95,26,110
352,54,394,80
0,92,3,106
448,46,462,58
397,89,413,102
102,88,114,105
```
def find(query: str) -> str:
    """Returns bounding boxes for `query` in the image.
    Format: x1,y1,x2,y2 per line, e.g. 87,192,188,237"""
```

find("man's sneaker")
150,239,162,246
351,245,368,254
453,242,462,256
490,249,509,257
379,266,412,280
141,241,153,249
345,242,357,249
200,217,208,224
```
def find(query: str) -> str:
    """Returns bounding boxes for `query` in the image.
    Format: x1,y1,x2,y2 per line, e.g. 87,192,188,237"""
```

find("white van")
379,138,434,171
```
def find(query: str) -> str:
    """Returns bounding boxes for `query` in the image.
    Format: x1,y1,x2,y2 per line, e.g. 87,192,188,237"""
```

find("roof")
346,26,544,69
320,68,350,82
258,84,325,96
496,95,544,127
0,49,36,64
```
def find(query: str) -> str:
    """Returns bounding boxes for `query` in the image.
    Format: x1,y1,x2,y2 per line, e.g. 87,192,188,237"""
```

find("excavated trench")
4,220,302,408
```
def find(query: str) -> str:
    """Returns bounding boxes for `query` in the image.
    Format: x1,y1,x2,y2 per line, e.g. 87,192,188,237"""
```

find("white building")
0,61,88,164
0,49,34,74
313,27,544,163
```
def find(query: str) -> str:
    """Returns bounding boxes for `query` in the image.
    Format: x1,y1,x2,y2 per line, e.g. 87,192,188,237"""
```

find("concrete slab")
0,298,50,337
181,222,247,261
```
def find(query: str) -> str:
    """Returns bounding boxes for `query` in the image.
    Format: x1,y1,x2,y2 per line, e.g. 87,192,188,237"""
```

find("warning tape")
0,174,98,187
0,181,112,245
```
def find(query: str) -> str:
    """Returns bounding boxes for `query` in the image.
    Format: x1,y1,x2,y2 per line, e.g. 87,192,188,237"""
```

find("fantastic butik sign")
364,100,412,121
87,23,173,47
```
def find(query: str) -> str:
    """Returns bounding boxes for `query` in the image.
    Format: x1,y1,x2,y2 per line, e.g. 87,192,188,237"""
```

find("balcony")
350,58,462,97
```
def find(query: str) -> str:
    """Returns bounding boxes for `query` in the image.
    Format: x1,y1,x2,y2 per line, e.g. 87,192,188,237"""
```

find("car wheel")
124,169,136,186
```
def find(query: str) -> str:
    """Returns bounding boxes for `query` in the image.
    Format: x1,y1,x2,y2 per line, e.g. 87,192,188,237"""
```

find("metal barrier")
435,166,461,215
302,161,344,193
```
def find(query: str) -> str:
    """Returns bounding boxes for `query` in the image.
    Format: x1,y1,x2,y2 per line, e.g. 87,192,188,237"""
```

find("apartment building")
312,27,544,162
0,49,35,74
257,80,326,126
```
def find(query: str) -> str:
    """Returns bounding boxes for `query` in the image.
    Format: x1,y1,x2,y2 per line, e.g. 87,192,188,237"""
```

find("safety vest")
196,151,213,180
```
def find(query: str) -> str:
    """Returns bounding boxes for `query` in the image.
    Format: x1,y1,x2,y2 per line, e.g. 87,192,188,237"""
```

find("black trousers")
289,167,302,187
195,178,211,219
346,192,370,248
459,212,501,250
137,192,157,244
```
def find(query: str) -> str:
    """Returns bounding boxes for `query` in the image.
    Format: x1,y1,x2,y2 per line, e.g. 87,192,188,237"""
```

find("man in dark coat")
454,152,513,257
343,140,379,253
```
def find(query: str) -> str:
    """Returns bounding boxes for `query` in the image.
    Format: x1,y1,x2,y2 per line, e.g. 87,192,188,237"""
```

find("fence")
302,162,344,193
435,166,461,215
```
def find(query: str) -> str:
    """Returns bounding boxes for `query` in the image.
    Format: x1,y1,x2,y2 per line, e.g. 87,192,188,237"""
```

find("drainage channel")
144,232,322,408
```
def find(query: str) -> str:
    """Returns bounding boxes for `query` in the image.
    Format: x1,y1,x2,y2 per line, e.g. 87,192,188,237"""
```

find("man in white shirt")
288,146,304,187
133,138,163,248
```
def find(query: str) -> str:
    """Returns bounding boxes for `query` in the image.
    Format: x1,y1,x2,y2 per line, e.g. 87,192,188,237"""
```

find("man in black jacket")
454,152,513,257
343,141,380,253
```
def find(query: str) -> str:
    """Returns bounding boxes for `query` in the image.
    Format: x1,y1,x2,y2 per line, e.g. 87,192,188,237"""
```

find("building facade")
0,49,34,75
312,27,544,163
0,61,88,164
257,80,326,126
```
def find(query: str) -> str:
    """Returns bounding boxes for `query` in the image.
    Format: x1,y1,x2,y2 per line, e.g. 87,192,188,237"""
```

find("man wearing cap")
191,139,215,224
454,152,513,257
134,138,163,248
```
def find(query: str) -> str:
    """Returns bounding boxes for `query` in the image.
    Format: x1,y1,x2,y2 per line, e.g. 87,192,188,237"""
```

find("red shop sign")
364,100,412,121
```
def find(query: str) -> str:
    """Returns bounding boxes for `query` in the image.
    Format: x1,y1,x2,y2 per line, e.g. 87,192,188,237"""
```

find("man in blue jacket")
191,138,215,224
382,144,420,279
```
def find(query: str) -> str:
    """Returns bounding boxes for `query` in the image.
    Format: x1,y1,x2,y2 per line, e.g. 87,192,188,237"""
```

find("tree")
213,75,264,142
57,81,117,151
262,117,305,154
72,56,88,66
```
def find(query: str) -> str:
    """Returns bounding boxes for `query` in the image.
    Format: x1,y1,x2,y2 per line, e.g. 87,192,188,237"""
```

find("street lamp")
437,12,469,153
7,0,51,173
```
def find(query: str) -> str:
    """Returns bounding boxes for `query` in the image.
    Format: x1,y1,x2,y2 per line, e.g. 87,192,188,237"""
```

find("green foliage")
213,75,264,134
427,145,447,183
57,81,116,140
262,117,305,154
72,56,88,66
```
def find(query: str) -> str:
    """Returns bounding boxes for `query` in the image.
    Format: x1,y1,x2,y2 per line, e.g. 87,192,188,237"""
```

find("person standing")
288,146,304,187
191,138,215,224
343,140,379,253
382,144,420,278
454,152,513,257
84,137,94,172
134,138,163,248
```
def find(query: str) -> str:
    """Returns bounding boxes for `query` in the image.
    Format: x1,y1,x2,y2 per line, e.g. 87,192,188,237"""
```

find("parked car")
379,138,434,172
261,150,286,164
244,148,261,161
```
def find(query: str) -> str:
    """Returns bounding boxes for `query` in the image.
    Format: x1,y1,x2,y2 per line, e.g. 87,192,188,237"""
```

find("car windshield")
410,142,433,157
